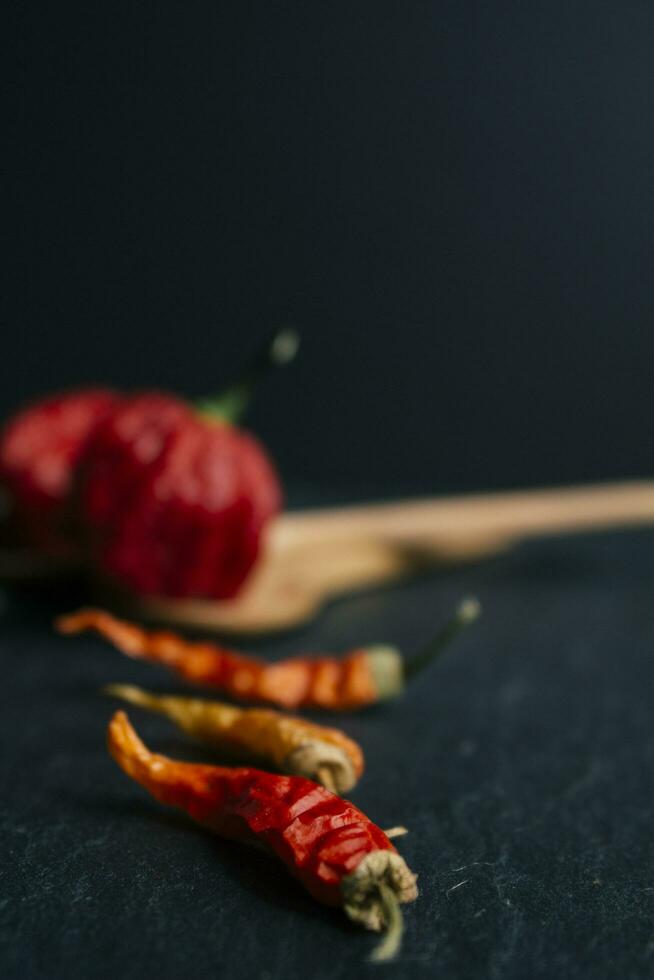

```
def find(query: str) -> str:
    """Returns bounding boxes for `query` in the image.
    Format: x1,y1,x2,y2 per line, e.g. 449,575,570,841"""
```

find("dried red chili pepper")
108,710,417,960
0,388,119,554
105,683,364,792
57,598,480,710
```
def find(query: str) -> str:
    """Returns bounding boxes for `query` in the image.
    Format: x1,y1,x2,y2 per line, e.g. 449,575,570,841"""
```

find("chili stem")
370,883,404,962
403,596,481,681
197,326,300,423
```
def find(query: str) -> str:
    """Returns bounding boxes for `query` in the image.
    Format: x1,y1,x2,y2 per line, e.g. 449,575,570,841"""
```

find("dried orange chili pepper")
57,598,480,710
108,710,417,961
105,683,364,792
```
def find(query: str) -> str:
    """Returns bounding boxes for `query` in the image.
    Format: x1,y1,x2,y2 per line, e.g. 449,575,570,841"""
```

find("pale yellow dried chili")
105,683,363,792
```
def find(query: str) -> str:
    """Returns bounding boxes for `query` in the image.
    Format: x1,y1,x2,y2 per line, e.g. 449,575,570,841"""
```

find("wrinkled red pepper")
78,392,281,598
108,710,417,960
1,331,295,595
0,389,280,595
0,388,120,554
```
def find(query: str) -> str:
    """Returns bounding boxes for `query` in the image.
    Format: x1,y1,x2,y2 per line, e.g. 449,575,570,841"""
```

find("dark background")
4,0,654,495
3,6,654,980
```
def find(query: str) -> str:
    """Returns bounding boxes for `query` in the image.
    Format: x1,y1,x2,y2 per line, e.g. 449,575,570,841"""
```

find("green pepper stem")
403,597,481,681
196,327,300,423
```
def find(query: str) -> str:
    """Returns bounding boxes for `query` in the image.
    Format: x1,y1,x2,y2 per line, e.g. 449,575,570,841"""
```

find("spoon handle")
275,481,654,558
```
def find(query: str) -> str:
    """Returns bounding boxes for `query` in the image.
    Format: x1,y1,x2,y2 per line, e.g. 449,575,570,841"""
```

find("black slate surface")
2,527,654,979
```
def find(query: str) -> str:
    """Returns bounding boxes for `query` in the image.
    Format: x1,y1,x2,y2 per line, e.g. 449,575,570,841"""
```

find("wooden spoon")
123,479,654,634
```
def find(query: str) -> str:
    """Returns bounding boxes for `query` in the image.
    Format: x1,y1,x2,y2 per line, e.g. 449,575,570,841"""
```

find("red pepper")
108,710,417,960
0,388,119,554
77,329,296,599
1,331,296,593
77,392,282,598
57,598,481,710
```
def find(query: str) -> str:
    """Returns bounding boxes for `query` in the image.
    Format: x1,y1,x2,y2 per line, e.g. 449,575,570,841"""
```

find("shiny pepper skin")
78,393,282,599
0,389,119,553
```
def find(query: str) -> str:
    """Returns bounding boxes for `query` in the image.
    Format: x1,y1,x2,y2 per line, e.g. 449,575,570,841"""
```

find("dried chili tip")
104,682,364,793
107,711,418,962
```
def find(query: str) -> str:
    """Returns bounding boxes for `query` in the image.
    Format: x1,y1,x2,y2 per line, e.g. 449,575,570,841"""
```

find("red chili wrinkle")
120,751,395,905
157,426,242,596
79,394,188,532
